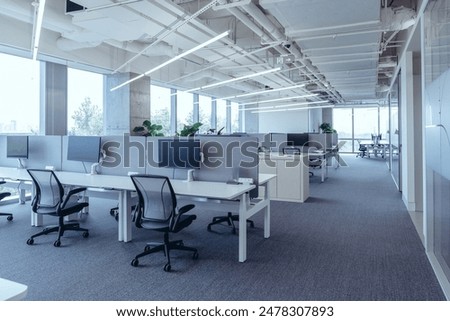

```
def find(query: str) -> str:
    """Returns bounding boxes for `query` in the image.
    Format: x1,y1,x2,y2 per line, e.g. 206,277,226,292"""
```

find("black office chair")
0,182,13,222
26,169,89,247
130,174,198,272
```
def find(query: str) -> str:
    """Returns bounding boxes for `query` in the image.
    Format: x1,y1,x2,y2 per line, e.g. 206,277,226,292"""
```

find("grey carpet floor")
0,155,445,300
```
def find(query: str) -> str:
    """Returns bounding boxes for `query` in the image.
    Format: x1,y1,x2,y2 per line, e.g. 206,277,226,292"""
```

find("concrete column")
104,72,150,135
226,100,231,134
41,62,68,135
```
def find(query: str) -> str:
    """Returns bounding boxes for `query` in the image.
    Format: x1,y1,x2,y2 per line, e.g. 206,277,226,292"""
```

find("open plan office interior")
0,0,450,308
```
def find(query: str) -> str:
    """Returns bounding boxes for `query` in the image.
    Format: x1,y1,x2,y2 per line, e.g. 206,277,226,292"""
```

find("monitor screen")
287,133,309,147
158,139,201,169
6,136,29,159
67,136,102,163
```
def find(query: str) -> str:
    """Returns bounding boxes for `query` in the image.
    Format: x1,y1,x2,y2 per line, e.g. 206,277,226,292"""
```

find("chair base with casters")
26,169,90,247
26,216,89,247
0,191,13,222
130,213,198,272
207,212,254,234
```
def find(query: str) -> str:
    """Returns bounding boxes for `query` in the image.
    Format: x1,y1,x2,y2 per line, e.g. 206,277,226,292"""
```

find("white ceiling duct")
56,37,101,51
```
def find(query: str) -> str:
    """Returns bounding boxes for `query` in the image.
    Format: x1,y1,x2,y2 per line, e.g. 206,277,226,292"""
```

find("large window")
198,95,212,134
354,108,378,140
0,52,39,133
216,99,227,133
150,84,171,136
333,106,384,153
177,90,194,133
68,68,104,135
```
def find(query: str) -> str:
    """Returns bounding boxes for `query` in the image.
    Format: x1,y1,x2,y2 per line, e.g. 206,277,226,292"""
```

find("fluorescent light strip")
84,0,143,12
212,83,306,101
251,104,335,113
32,0,46,60
184,67,281,93
110,30,230,91
242,94,318,106
241,100,329,112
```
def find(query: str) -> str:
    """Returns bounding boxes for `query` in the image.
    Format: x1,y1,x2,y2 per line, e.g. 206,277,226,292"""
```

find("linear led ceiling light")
241,94,318,106
31,0,46,60
241,100,329,112
214,83,306,101
251,104,335,113
185,67,281,93
110,30,230,91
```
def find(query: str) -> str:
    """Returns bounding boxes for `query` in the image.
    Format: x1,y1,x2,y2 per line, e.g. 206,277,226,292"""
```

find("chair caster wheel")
82,231,89,238
131,258,139,267
26,238,34,245
54,240,61,247
193,251,199,260
207,225,212,231
144,245,151,252
7,215,13,221
249,221,254,228
164,263,171,272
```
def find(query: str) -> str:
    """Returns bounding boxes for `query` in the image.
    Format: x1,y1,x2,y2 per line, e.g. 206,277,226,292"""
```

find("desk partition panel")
100,135,147,176
0,135,62,169
28,136,63,170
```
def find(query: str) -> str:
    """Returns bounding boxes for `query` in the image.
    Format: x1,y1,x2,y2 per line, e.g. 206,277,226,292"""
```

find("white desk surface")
0,167,273,201
0,278,28,301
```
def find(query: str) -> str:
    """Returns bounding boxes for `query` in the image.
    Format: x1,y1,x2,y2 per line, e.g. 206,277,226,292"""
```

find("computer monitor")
158,138,201,169
287,133,309,147
6,135,29,159
67,136,102,163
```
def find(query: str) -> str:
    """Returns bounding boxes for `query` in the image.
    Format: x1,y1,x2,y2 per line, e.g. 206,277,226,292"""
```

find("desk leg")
321,157,326,183
29,184,42,227
263,182,271,239
118,190,132,242
238,193,248,263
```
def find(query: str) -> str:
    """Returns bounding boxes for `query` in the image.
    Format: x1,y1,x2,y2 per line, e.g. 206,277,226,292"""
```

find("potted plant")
319,122,337,133
177,122,203,137
133,120,164,136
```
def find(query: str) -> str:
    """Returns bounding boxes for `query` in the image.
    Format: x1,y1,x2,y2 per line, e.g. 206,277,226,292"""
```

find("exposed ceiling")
0,0,418,108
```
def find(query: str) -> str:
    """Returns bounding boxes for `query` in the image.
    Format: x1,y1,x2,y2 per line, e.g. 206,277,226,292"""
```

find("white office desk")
0,167,275,262
54,172,274,262
0,278,28,301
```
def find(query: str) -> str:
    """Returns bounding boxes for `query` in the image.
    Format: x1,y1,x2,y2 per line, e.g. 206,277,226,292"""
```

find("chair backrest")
27,169,64,209
130,175,177,228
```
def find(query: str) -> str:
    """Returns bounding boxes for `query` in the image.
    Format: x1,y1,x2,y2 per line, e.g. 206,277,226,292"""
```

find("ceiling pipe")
235,1,343,102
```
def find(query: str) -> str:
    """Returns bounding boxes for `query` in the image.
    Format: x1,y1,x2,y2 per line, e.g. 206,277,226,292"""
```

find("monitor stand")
16,158,24,169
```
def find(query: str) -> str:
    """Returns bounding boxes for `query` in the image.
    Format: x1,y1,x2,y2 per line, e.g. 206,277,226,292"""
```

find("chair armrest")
62,187,87,208
0,181,5,185
178,204,195,215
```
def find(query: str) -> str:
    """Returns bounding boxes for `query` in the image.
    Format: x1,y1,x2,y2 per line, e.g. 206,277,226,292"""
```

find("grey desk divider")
0,135,19,167
100,135,147,176
28,136,63,170
308,133,337,150
270,133,289,152
145,136,178,178
0,135,62,169
195,135,259,199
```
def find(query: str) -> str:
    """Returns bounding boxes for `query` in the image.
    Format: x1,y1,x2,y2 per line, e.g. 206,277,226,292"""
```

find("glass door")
389,74,401,191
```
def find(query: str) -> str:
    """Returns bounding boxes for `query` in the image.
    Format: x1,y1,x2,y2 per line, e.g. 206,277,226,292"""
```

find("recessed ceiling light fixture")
184,67,281,93
31,0,46,60
110,30,230,91
212,83,307,101
242,94,318,106
251,104,335,113
241,100,329,112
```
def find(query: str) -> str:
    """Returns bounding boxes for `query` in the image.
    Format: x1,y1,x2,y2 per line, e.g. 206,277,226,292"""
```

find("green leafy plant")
319,122,337,133
177,122,203,137
133,120,164,136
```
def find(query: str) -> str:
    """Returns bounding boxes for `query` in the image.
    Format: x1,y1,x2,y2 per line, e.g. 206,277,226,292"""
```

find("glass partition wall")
423,0,450,297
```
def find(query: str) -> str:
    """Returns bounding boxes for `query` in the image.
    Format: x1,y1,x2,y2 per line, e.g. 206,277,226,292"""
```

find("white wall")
258,109,309,133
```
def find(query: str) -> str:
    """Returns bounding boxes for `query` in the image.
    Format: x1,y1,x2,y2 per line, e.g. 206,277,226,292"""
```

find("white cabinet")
259,153,309,202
